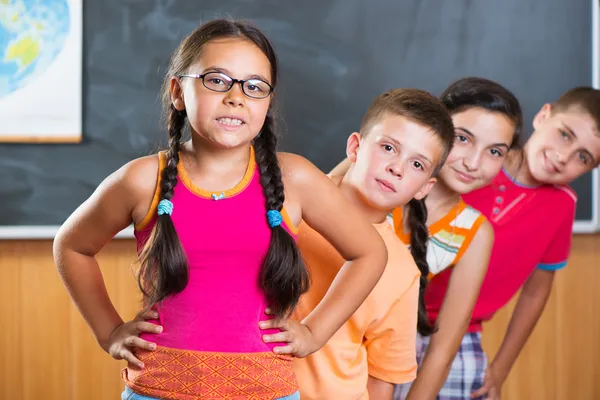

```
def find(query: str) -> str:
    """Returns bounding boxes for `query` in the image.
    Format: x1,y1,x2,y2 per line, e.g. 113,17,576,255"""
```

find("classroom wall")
0,235,598,399
2,0,597,230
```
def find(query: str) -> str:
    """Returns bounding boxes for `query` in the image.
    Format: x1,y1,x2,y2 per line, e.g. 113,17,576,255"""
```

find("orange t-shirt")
293,218,420,400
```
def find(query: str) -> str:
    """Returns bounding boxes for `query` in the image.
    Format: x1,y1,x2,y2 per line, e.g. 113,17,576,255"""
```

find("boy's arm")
472,195,575,397
367,376,394,399
329,157,351,176
472,269,555,397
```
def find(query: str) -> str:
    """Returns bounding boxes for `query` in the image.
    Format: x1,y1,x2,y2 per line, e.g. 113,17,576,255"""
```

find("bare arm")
367,376,394,399
329,157,351,176
488,269,555,385
280,153,388,348
406,220,494,400
53,156,158,351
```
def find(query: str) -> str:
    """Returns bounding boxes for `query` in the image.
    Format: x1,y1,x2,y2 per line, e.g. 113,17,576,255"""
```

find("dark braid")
138,19,303,312
407,198,436,336
253,114,310,318
138,106,189,307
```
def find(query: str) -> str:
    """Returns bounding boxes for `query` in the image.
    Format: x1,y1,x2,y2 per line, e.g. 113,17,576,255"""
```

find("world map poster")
0,0,82,143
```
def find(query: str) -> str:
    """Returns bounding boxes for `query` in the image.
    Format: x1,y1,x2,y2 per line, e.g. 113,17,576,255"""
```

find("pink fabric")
450,168,577,332
136,168,289,352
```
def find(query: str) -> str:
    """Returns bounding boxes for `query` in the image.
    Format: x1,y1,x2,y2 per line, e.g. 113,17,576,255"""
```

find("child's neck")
183,137,251,170
419,180,460,228
179,138,252,192
504,148,541,187
336,174,390,225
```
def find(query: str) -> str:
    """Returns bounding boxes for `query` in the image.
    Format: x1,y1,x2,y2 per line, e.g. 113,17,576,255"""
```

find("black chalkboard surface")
0,0,596,236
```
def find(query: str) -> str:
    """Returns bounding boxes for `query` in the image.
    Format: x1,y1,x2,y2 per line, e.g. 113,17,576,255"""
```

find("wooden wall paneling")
0,235,598,399
0,241,25,399
70,240,138,399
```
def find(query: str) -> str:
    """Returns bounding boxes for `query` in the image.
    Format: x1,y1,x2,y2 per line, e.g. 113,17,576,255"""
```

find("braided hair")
138,19,308,317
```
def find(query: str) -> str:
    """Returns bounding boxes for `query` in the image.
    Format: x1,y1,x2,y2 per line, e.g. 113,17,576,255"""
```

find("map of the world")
0,0,70,98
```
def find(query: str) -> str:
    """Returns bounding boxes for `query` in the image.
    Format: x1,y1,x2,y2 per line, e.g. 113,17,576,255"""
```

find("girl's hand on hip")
259,308,320,358
102,309,163,369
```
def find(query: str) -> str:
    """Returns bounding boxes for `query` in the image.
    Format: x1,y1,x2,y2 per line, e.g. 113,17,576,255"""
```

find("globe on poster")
0,0,82,143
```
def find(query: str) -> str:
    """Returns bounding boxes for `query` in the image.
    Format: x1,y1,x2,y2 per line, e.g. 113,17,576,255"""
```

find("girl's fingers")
119,348,144,369
135,321,163,334
272,344,294,355
262,331,294,343
259,318,284,330
126,336,157,351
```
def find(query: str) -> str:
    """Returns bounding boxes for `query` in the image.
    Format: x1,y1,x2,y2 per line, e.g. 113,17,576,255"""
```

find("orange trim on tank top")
135,152,166,231
280,207,298,235
134,147,298,234
394,199,485,275
452,213,486,264
428,200,467,236
391,207,410,243
392,200,468,241
177,146,256,199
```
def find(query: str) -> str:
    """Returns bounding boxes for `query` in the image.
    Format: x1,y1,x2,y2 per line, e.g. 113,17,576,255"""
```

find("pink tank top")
135,148,297,353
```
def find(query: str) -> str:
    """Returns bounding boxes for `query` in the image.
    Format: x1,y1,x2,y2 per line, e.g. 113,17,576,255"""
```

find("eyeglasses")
177,72,273,99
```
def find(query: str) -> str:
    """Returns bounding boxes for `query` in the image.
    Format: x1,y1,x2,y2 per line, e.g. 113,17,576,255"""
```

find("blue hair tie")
267,210,282,228
157,199,174,216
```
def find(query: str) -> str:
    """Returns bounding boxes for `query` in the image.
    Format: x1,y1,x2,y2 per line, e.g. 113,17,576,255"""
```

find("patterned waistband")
122,346,298,400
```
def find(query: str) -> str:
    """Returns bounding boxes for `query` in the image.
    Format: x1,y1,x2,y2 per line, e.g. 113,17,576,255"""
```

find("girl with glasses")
53,18,387,400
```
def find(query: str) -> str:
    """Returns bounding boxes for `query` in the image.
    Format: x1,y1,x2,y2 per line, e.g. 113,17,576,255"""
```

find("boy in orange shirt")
262,89,455,399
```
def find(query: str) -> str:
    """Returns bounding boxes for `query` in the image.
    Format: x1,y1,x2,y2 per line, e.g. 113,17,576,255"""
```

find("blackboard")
0,0,597,237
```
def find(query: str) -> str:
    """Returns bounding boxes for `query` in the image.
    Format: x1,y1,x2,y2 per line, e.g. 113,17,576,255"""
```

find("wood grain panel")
1,235,598,399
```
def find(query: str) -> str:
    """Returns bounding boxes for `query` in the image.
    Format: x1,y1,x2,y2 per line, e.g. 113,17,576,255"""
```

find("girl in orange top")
391,78,522,400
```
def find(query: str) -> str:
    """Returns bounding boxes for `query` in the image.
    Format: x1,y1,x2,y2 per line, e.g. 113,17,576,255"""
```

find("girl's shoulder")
118,152,165,226
446,200,491,264
119,152,163,195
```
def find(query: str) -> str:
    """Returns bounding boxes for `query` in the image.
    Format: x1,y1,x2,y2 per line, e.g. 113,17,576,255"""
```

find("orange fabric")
177,147,256,199
293,220,419,400
134,148,298,234
392,199,486,270
136,151,166,231
392,200,470,244
453,213,486,262
122,347,298,400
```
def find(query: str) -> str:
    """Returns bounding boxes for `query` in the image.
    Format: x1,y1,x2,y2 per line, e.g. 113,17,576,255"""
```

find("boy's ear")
413,177,437,200
346,132,362,163
533,103,552,130
170,77,185,110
